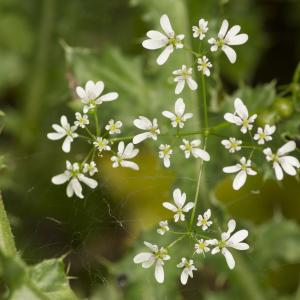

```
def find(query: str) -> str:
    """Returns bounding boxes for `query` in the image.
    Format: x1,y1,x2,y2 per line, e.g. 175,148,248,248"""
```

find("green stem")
202,74,208,129
94,108,100,136
0,192,17,256
166,236,185,249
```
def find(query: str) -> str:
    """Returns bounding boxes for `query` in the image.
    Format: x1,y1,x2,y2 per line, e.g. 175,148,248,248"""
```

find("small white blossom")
224,98,257,134
195,239,211,255
133,241,170,283
263,141,300,181
159,144,173,168
197,56,212,77
180,139,210,161
221,137,242,153
93,137,111,153
47,115,78,153
162,98,193,128
83,161,98,176
210,219,249,269
105,119,123,135
74,112,89,128
177,258,197,285
223,157,257,190
133,116,160,144
163,188,194,222
76,80,118,113
254,124,276,145
157,220,169,235
142,14,184,65
192,18,208,40
173,65,198,94
208,19,248,63
197,209,213,230
51,161,98,199
111,142,139,171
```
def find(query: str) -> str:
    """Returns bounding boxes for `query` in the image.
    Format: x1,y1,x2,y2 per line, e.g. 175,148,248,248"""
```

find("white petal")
180,269,189,285
47,132,65,140
225,25,241,40
224,113,241,124
118,141,125,154
85,80,96,98
173,188,185,208
222,45,237,63
98,92,118,102
60,115,69,128
76,86,86,99
71,178,83,199
120,160,139,170
155,260,164,283
281,156,300,168
182,202,194,212
156,45,173,65
142,39,166,49
163,157,171,168
227,33,248,45
274,161,283,181
218,19,229,39
204,209,211,219
133,132,151,144
94,81,104,97
79,175,98,189
175,80,185,94
230,242,249,250
228,229,248,244
66,182,74,198
163,202,177,212
233,170,247,190
51,173,69,185
223,165,241,174
186,78,198,91
146,30,168,41
133,252,152,264
160,14,174,37
234,98,248,119
162,111,175,120
192,148,210,161
277,141,296,156
279,158,297,176
222,248,235,269
62,136,72,153
175,98,185,116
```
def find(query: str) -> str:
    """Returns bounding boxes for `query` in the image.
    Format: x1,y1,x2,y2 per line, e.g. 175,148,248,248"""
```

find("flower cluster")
222,98,299,190
134,188,249,284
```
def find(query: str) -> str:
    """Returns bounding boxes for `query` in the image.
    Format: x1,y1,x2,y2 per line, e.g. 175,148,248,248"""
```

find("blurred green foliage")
1,0,300,299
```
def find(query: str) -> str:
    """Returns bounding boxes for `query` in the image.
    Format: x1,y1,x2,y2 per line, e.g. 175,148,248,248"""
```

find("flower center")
216,39,225,47
218,240,227,249
242,119,249,127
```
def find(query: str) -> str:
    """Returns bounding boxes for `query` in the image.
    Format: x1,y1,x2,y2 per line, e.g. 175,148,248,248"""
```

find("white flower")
173,65,198,94
157,220,169,235
111,142,139,171
177,258,197,285
47,115,78,153
133,241,170,283
162,98,193,128
159,144,173,168
197,209,213,230
93,137,111,153
105,119,123,135
192,18,208,40
83,161,98,176
74,112,89,128
180,139,210,161
51,161,98,199
163,188,194,222
263,141,300,181
254,124,276,145
223,157,257,190
142,14,184,65
76,80,119,113
210,219,249,270
224,98,257,134
197,56,212,77
221,137,242,153
194,239,211,255
133,116,160,144
208,19,248,63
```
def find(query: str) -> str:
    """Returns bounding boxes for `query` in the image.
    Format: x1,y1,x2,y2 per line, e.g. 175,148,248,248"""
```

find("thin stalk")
94,108,100,136
202,74,208,129
167,236,185,249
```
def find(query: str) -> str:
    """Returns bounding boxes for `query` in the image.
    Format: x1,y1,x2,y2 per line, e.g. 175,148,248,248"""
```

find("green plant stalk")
0,192,17,256
94,108,100,136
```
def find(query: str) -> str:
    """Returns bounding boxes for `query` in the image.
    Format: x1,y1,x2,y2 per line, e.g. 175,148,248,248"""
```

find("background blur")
1,0,300,299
